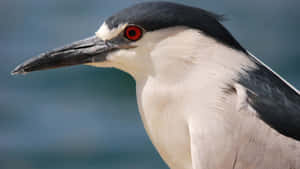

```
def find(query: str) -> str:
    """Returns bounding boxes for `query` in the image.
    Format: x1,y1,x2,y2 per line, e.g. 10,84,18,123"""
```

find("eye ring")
124,25,143,41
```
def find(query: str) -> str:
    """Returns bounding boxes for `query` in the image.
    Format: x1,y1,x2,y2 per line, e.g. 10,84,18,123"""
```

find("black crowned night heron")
12,2,300,169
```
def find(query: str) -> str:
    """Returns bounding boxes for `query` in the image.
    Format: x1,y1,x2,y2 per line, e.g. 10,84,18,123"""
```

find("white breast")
136,76,192,169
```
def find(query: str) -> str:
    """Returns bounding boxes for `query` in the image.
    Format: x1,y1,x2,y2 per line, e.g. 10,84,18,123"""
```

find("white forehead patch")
95,22,128,41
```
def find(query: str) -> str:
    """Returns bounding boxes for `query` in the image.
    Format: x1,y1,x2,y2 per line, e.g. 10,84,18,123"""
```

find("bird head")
12,2,246,80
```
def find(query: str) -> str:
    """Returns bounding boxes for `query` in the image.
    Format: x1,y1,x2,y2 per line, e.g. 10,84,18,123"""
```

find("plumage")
131,28,300,169
237,55,300,141
105,1,246,53
12,2,300,169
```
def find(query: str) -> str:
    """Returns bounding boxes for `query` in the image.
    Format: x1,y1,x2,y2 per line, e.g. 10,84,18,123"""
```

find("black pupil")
128,29,136,37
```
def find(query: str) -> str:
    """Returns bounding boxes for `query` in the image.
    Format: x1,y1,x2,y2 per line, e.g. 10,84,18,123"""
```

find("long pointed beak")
11,36,116,75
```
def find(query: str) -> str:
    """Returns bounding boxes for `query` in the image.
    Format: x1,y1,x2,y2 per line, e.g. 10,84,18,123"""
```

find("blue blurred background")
1,0,299,169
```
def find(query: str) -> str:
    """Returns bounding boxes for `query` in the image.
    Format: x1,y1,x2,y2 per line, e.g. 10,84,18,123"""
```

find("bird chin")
85,61,114,68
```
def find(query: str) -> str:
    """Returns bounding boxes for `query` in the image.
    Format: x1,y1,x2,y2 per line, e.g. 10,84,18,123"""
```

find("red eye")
124,25,143,41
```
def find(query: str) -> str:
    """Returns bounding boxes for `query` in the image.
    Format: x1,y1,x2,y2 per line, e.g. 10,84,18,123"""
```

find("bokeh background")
1,0,299,169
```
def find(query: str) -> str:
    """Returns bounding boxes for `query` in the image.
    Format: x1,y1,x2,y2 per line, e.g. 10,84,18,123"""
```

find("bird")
11,1,300,169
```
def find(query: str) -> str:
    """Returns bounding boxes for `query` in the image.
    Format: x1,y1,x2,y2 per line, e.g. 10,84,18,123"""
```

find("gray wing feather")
237,60,300,141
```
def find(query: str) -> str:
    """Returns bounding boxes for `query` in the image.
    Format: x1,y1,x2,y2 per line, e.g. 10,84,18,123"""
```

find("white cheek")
85,62,114,68
85,50,138,71
107,50,137,62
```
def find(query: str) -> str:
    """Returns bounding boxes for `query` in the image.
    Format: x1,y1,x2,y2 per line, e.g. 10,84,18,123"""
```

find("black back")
106,1,246,53
237,60,300,141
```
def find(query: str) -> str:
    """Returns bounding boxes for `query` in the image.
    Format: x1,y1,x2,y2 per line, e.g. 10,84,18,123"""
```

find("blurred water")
0,0,299,169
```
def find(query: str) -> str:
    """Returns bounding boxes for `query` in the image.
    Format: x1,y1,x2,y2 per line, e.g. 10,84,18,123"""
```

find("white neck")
132,28,256,85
